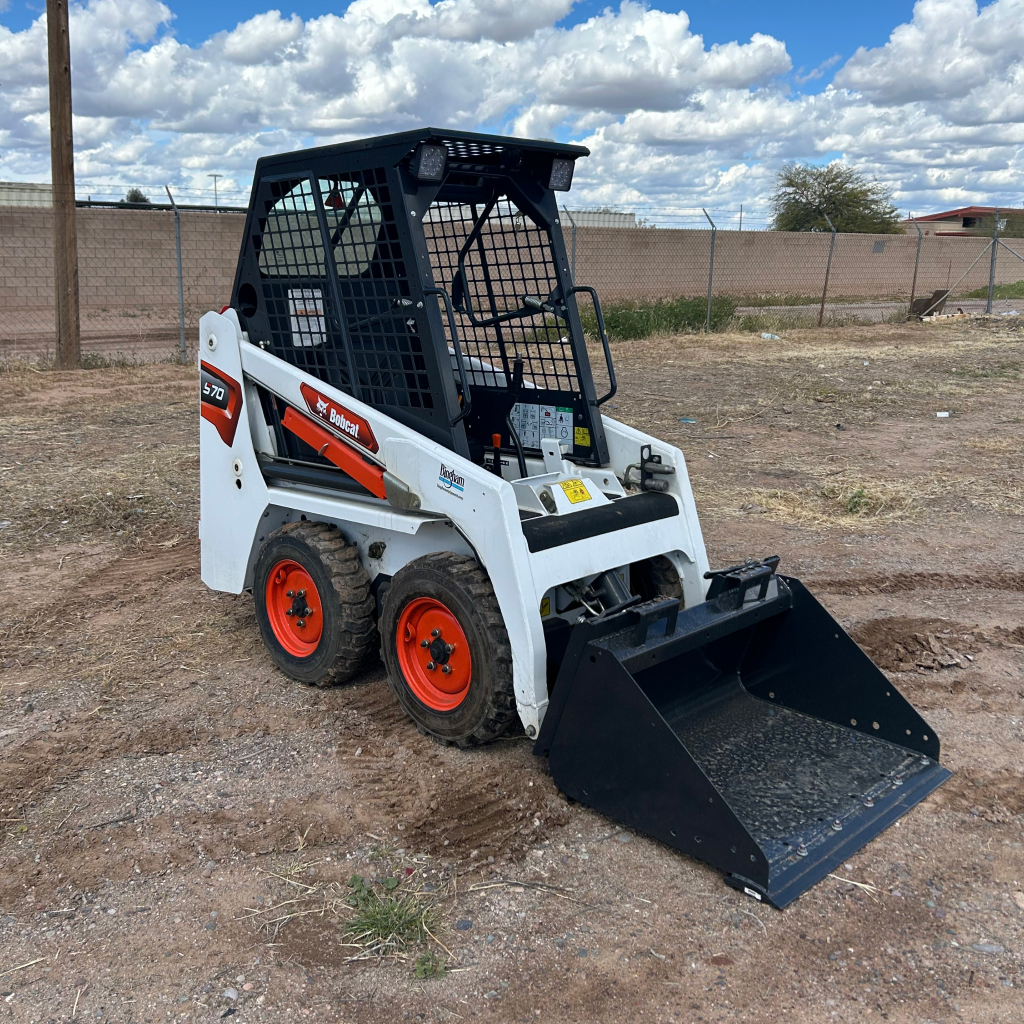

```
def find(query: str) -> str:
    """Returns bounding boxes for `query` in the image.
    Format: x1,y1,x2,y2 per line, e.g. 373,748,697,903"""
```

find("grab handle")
424,286,472,425
569,285,617,405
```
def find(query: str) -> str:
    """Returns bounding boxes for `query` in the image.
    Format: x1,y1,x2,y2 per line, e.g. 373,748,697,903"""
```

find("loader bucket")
534,570,950,907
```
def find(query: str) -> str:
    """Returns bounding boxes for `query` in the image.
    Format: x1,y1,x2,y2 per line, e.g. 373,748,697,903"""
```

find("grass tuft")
343,874,436,958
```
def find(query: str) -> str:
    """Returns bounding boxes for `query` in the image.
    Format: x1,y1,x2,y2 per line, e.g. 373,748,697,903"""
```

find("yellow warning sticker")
557,479,592,504
574,426,591,448
540,597,551,617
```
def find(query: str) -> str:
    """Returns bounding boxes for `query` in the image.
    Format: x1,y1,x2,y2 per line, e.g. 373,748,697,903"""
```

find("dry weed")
709,472,1023,528
962,436,1024,455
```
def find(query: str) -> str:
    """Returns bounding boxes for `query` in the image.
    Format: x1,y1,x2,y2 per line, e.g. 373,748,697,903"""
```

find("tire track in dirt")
324,677,573,862
1,541,201,665
71,541,200,613
404,760,571,860
336,675,419,741
814,570,1024,595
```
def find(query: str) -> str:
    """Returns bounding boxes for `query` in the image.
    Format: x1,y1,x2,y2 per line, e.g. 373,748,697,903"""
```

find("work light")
548,158,574,191
412,143,447,182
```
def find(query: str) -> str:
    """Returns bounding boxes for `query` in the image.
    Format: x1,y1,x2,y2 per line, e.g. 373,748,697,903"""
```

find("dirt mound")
849,616,981,672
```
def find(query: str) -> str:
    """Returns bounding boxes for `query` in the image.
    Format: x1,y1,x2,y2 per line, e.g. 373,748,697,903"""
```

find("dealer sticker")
437,463,465,499
557,479,591,504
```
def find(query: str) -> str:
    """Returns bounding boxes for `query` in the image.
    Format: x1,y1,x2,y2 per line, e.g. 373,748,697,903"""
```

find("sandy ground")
1,316,1022,1023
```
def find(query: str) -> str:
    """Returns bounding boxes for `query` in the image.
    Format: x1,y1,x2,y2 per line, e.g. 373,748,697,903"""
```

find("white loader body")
199,309,710,736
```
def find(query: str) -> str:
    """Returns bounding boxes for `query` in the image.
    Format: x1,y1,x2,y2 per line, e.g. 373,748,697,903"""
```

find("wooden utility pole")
47,0,81,368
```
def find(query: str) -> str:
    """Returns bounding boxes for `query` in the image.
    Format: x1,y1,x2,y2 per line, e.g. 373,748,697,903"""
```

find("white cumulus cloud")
0,0,1021,217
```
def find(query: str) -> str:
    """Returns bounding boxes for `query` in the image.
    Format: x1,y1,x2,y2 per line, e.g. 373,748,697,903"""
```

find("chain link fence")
3,199,1022,366
560,211,1024,337
1,201,244,367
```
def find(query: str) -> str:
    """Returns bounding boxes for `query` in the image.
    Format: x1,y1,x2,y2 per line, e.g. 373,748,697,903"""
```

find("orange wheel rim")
265,559,323,658
396,597,472,712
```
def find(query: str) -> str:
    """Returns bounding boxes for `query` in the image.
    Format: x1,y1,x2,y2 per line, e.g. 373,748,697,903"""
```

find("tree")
120,187,151,205
770,163,901,233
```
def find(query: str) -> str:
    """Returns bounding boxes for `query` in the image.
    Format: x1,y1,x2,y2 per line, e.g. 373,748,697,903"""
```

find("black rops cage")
231,128,614,467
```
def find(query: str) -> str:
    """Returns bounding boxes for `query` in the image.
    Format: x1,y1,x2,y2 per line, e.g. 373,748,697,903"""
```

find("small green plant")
845,487,870,515
344,874,434,957
415,950,447,979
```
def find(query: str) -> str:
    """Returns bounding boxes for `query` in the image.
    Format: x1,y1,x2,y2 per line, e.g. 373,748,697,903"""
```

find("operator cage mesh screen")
424,196,580,395
255,171,433,412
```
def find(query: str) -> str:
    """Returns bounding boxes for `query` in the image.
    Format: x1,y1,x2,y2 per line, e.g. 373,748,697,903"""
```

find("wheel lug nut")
445,643,455,654
286,609,294,616
426,661,436,671
441,665,452,675
297,619,306,628
420,639,429,648
298,589,306,598
431,628,441,638
286,590,295,598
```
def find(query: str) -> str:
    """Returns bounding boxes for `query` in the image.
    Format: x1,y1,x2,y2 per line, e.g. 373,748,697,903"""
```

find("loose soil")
1,317,1022,1023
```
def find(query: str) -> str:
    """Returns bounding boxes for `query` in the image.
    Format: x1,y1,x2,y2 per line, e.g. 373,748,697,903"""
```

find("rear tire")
630,555,684,604
381,552,516,747
254,522,375,686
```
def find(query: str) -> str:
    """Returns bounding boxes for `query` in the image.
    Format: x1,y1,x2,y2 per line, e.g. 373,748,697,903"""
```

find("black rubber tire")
630,555,684,604
381,552,517,747
254,521,375,686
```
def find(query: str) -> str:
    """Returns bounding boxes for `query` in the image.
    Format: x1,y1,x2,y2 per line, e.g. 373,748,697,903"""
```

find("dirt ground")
1,317,1022,1023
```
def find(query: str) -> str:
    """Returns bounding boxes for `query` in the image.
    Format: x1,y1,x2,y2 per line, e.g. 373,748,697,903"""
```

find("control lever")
504,356,528,478
490,433,503,476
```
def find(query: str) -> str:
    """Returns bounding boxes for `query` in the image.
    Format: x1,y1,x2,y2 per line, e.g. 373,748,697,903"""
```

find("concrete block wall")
3,204,1022,360
564,226,1020,302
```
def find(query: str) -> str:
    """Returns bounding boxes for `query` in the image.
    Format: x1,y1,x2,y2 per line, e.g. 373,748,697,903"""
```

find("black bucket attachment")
534,560,951,908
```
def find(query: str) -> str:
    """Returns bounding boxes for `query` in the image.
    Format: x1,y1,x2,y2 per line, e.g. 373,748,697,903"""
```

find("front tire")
254,522,375,686
381,552,516,746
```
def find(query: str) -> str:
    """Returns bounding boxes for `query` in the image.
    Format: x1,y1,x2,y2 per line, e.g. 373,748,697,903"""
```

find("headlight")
548,158,574,191
412,143,447,182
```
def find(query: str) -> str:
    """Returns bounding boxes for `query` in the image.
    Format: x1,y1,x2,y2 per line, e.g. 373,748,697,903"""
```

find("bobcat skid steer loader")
198,129,949,907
